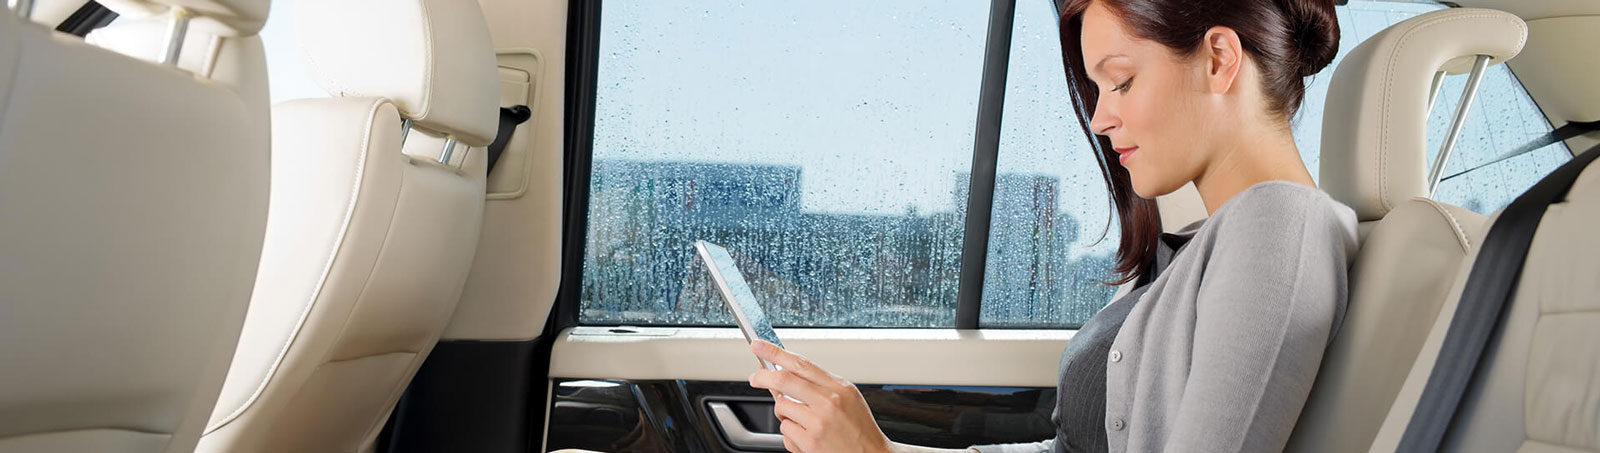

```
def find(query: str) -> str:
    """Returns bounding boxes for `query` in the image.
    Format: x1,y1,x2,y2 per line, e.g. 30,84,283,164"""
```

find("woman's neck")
1192,124,1316,215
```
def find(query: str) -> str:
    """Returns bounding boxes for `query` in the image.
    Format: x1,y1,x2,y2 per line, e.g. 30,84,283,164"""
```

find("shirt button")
1109,349,1122,363
1109,417,1125,431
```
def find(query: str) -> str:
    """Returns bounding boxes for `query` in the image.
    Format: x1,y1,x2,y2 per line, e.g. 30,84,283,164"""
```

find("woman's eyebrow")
1093,54,1129,76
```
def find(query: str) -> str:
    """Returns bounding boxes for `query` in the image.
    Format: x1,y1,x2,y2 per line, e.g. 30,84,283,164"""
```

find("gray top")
972,181,1358,453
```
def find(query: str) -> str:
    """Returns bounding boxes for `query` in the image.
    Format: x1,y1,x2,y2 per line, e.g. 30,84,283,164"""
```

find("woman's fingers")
771,394,821,430
779,419,811,453
750,340,834,385
749,368,829,406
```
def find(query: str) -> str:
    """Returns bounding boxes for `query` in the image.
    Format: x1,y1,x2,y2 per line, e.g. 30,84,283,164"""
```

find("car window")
580,0,990,327
977,0,1119,328
579,0,1569,329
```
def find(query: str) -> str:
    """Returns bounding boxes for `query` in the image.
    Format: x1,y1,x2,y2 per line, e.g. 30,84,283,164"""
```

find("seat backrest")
1288,8,1527,452
195,0,498,451
0,2,269,452
1367,149,1600,452
85,12,269,126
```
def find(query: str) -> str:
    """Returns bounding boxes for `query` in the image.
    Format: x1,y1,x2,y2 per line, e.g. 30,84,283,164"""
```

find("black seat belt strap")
485,105,532,175
1398,143,1600,451
1442,120,1600,183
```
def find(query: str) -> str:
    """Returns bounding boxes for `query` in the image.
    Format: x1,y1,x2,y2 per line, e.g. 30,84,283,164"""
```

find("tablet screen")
696,241,784,349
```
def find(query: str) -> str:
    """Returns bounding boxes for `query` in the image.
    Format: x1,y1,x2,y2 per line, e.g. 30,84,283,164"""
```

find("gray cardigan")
975,181,1358,452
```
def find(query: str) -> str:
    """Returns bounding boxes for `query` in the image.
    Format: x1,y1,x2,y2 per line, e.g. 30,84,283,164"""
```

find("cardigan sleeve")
1162,184,1357,452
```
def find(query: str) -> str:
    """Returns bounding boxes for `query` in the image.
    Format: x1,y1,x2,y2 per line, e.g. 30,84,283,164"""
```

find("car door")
538,0,1090,449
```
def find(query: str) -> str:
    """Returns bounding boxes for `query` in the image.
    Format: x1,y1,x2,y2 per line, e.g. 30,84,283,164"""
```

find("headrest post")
399,119,414,147
8,0,33,20
438,137,458,164
1427,54,1492,196
1425,71,1447,118
159,7,193,66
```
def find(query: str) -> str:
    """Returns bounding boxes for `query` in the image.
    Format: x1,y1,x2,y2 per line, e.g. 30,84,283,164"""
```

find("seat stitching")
1419,198,1472,252
0,426,174,439
1376,12,1525,214
415,0,436,122
321,350,418,366
1538,308,1600,317
204,99,389,434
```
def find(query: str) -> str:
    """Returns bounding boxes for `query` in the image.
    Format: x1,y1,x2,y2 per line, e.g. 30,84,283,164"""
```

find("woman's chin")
1130,177,1183,200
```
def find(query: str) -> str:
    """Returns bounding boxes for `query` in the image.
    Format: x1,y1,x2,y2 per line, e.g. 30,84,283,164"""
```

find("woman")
746,0,1359,451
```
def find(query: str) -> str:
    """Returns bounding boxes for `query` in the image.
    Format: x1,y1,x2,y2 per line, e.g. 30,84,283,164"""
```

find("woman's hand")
746,340,894,453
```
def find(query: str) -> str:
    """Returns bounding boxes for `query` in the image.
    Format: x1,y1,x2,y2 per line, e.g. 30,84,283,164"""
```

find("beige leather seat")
194,0,499,451
0,1,269,452
1367,156,1599,452
86,3,270,131
1288,8,1528,452
1364,8,1600,449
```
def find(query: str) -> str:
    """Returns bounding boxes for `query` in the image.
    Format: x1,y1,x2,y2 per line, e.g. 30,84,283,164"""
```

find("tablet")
695,240,784,370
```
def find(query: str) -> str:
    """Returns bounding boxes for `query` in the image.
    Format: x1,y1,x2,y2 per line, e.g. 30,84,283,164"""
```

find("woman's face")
1080,2,1220,198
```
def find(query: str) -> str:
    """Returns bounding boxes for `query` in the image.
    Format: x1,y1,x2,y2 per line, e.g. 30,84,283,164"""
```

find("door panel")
551,327,1070,387
545,379,1057,452
544,327,1070,451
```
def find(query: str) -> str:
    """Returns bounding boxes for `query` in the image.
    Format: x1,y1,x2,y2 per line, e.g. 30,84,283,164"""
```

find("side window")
580,0,1571,330
259,0,325,103
1296,1,1569,215
978,0,1118,328
580,1,991,327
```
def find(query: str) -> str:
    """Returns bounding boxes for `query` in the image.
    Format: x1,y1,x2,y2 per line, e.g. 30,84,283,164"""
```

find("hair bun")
1281,0,1340,77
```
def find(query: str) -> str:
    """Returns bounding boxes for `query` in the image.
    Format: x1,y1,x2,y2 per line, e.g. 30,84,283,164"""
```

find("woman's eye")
1111,78,1134,93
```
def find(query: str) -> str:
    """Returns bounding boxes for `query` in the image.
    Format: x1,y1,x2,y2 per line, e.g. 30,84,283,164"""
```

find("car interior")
1,0,1596,452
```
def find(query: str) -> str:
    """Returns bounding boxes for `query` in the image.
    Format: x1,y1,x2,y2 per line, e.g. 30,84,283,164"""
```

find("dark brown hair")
1059,0,1339,285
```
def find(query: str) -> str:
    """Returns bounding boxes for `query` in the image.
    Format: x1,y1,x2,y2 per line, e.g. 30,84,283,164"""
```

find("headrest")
1320,8,1526,221
295,0,500,146
98,0,270,36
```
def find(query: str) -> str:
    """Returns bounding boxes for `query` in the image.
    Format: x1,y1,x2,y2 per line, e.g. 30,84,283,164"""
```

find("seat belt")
1441,120,1600,183
1398,142,1600,451
485,105,532,175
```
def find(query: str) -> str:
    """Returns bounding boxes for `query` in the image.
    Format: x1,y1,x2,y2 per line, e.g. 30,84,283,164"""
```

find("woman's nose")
1089,97,1118,136
1089,109,1118,136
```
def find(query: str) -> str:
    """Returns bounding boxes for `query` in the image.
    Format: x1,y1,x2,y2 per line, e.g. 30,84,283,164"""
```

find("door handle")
707,401,785,451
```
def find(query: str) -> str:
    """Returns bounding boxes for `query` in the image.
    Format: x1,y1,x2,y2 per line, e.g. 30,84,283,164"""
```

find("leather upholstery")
87,17,270,154
295,0,501,146
1371,161,1600,452
1320,8,1526,221
1288,8,1526,451
195,0,496,450
99,0,270,36
0,9,267,453
1288,199,1484,452
197,100,487,453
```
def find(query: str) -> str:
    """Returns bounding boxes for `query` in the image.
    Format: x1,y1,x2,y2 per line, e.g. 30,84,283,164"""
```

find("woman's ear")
1202,26,1244,95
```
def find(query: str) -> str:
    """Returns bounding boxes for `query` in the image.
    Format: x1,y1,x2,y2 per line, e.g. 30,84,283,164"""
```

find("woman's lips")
1115,146,1138,165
